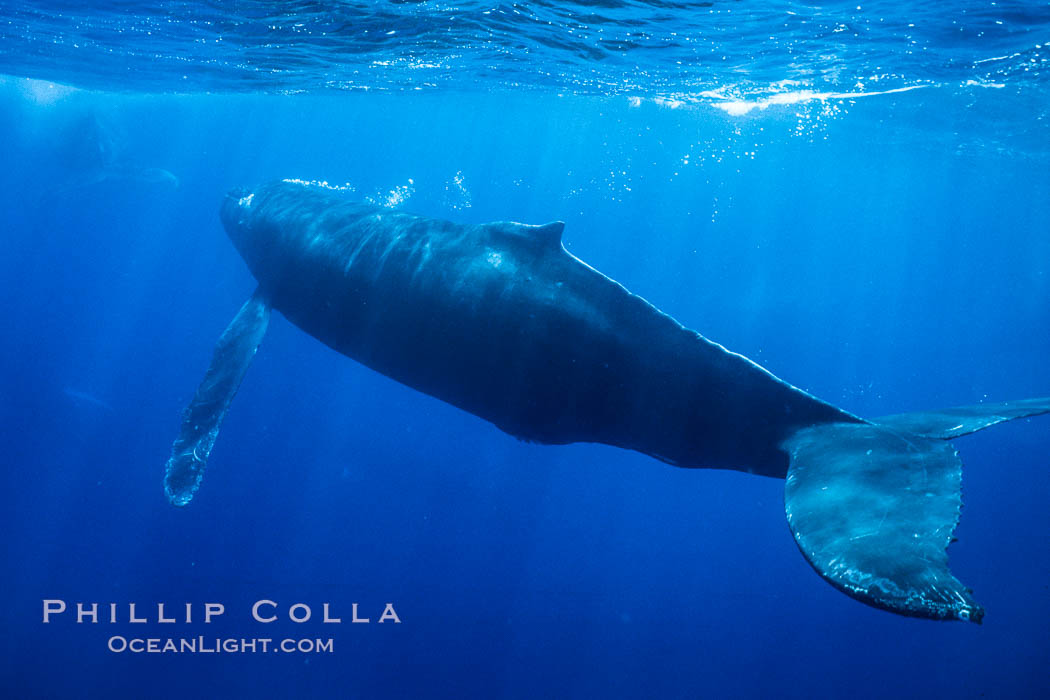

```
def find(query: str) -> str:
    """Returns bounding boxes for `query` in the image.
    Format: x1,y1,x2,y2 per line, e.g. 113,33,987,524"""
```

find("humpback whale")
48,112,179,197
164,179,1049,623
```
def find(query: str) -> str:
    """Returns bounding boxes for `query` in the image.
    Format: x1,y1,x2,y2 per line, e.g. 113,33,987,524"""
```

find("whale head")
221,187,256,247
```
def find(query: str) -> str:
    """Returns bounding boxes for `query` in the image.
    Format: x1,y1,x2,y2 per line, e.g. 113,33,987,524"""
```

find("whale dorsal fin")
531,221,565,246
486,220,565,250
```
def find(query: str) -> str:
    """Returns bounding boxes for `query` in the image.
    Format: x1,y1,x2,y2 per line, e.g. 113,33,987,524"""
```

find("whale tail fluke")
874,397,1050,440
782,397,1050,623
163,289,271,507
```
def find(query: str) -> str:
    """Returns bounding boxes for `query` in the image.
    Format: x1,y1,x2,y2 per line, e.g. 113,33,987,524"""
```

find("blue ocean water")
1,2,1048,698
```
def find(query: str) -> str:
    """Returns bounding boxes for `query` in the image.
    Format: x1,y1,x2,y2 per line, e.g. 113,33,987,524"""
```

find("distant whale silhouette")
164,179,1049,623
63,387,113,412
47,112,179,199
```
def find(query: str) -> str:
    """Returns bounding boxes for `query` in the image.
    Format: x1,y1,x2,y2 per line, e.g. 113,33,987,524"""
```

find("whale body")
164,179,1050,624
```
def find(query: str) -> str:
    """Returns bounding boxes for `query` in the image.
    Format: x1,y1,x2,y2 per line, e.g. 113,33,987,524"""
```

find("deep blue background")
0,80,1048,698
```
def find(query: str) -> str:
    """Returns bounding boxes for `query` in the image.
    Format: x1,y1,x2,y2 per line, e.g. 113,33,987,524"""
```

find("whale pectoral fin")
875,396,1050,439
782,423,983,623
164,289,271,507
